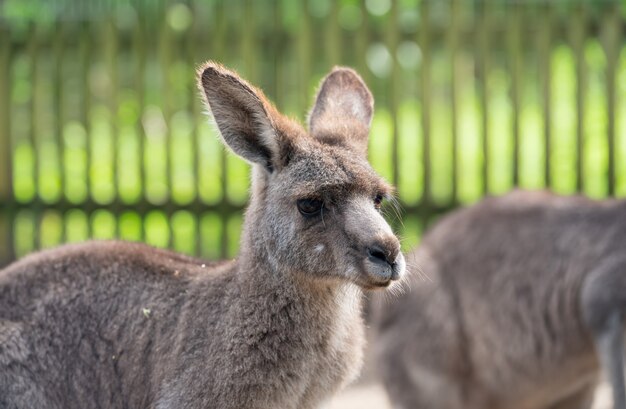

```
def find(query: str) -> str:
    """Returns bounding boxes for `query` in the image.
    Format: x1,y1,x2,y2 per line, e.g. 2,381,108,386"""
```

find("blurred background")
0,0,624,269
0,1,624,407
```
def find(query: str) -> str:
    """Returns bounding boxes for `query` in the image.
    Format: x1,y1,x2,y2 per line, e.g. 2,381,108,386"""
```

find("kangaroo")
0,62,406,409
373,190,626,409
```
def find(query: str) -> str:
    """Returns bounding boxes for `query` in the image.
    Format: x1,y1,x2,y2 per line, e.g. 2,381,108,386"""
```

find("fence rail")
0,0,625,266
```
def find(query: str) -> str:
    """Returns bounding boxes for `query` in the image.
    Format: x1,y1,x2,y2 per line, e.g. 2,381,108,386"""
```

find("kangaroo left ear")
198,62,300,173
308,67,374,156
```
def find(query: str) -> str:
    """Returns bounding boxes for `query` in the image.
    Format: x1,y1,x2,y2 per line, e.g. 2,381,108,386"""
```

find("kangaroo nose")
366,242,398,267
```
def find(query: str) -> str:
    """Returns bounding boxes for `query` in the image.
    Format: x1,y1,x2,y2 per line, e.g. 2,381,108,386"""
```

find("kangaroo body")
375,190,626,409
0,242,361,409
1,63,405,409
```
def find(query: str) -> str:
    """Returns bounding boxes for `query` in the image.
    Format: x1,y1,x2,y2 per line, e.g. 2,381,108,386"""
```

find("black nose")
367,244,396,267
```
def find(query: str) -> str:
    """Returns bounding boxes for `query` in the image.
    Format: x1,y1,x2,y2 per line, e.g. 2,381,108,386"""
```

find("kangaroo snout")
344,196,405,288
364,238,405,286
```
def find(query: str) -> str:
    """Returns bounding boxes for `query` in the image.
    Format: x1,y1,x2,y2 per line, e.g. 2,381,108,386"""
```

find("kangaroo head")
198,62,405,289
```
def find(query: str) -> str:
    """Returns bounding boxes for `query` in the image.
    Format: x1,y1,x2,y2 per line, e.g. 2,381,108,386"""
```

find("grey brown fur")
374,190,626,409
0,62,406,409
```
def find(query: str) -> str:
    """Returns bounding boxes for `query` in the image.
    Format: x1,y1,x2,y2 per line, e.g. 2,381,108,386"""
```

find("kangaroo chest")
291,297,365,409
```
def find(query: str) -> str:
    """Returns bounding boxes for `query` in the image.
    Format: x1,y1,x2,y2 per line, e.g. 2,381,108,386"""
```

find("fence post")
507,2,522,187
601,3,621,196
448,0,459,202
478,0,491,195
571,5,586,193
419,0,432,206
539,4,553,189
0,25,14,266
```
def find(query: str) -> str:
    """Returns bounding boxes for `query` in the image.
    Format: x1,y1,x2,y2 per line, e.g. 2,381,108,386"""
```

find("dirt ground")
327,381,613,409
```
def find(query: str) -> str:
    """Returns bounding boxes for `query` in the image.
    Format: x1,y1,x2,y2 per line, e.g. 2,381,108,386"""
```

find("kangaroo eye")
374,194,384,210
297,199,323,217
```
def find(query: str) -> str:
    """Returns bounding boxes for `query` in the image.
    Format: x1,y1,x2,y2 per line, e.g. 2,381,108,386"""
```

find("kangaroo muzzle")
345,197,406,288
363,238,405,286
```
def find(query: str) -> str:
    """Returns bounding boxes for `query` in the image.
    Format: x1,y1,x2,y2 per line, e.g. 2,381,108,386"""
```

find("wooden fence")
0,0,625,266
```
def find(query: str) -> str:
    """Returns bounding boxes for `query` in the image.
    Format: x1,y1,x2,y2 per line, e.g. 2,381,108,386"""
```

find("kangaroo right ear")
308,67,374,156
198,62,291,172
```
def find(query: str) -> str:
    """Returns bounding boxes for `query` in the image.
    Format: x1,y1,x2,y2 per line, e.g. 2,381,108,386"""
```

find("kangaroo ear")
308,67,373,156
198,62,294,173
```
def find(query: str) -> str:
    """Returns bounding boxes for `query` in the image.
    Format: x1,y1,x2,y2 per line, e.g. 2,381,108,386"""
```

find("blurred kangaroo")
0,62,406,409
374,190,626,409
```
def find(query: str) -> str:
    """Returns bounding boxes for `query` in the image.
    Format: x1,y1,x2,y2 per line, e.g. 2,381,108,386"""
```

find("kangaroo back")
374,190,626,409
